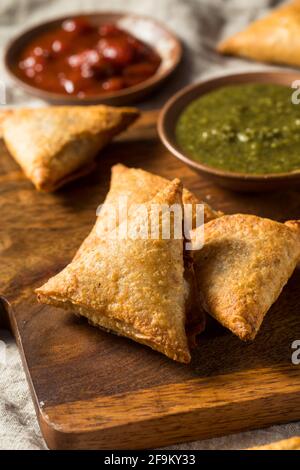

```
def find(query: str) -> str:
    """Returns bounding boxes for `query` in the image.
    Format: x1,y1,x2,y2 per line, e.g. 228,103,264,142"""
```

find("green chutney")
176,83,300,174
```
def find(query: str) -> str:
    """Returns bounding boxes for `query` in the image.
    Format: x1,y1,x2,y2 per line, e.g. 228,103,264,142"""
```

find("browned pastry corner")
191,214,300,341
2,105,139,191
36,179,192,363
218,0,300,68
250,436,300,450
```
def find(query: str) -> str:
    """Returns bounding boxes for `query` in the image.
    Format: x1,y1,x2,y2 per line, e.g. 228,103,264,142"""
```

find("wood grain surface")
1,110,300,449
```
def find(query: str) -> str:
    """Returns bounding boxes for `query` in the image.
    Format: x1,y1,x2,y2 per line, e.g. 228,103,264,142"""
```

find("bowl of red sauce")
5,13,182,105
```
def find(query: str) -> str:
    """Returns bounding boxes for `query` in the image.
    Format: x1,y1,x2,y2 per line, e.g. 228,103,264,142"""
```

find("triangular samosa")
218,1,300,68
191,214,300,340
36,179,191,363
2,106,139,191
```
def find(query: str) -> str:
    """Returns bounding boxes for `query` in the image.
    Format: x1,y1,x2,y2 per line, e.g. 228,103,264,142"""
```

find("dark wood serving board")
1,110,300,450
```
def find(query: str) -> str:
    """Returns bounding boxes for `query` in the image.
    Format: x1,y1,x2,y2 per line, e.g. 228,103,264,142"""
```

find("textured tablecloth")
0,0,299,450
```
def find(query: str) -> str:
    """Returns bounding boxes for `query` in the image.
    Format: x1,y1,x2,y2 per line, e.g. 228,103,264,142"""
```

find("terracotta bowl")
158,71,300,191
4,12,182,105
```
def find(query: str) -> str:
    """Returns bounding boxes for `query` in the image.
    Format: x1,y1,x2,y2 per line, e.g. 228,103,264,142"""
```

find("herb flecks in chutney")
176,84,300,174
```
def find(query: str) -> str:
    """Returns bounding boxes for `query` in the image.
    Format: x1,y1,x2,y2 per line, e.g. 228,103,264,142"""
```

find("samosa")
2,105,139,191
191,214,300,341
36,179,193,363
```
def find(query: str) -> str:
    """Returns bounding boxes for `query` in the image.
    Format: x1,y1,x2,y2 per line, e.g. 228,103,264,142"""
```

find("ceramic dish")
158,71,300,191
5,12,182,105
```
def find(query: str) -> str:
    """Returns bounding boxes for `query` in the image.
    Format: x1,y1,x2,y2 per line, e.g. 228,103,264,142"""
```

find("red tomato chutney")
17,17,162,97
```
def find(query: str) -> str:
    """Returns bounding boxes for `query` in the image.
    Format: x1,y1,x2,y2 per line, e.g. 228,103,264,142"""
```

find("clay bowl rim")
4,11,182,104
158,71,300,185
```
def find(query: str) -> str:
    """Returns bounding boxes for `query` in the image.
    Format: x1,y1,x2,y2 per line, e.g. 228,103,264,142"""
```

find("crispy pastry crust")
74,163,209,348
36,179,191,363
218,0,300,67
2,106,139,191
250,436,300,450
192,214,300,341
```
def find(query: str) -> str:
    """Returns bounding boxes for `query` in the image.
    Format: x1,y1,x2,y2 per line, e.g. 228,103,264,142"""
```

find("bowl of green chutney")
158,71,300,191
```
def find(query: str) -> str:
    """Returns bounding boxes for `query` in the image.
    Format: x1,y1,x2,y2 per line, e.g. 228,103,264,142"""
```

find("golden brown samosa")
191,214,300,341
218,1,300,68
2,106,139,191
36,179,192,363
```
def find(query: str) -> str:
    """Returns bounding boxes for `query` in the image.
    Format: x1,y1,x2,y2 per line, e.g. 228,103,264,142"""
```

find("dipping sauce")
176,83,300,174
17,17,161,97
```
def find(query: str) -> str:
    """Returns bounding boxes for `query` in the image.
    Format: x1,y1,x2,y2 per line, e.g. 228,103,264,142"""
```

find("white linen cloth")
0,0,299,450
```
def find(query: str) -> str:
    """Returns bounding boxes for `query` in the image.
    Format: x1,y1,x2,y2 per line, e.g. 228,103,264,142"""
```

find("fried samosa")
2,106,139,191
191,214,300,341
74,163,208,346
36,179,192,363
218,1,300,68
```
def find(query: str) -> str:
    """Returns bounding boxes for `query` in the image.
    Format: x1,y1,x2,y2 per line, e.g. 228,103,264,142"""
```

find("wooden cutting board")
1,110,300,450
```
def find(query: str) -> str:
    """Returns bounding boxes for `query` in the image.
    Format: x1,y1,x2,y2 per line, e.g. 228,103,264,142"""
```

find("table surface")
0,0,299,450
